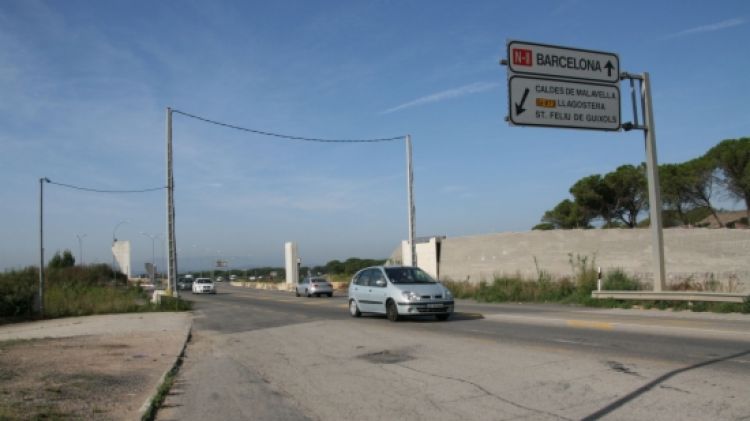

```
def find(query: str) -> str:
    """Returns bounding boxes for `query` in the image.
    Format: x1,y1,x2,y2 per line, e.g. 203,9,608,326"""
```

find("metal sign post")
640,72,666,291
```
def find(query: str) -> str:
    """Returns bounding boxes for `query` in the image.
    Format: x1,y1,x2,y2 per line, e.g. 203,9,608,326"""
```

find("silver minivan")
348,266,454,321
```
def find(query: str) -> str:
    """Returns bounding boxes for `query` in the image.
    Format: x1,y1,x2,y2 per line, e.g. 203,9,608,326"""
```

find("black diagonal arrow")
605,60,614,78
515,88,530,115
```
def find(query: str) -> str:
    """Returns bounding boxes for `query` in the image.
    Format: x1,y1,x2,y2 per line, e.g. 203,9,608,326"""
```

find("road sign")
508,75,621,131
508,40,619,84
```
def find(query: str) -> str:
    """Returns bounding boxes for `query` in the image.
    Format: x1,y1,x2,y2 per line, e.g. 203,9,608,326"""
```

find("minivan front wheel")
386,300,400,322
349,300,361,317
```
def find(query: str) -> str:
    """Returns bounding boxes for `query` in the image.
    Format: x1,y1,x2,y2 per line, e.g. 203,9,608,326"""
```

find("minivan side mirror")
375,279,386,287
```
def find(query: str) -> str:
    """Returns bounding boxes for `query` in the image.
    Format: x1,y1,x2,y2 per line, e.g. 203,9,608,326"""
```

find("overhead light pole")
76,233,87,266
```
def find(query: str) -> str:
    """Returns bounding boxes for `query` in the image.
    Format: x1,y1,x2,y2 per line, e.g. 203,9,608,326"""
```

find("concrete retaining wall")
394,229,749,291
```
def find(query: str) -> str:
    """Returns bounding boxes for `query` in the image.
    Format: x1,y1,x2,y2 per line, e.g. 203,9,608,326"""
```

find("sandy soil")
0,328,184,420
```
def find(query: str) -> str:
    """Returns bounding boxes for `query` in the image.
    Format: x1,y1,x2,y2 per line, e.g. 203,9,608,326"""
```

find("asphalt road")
157,284,750,421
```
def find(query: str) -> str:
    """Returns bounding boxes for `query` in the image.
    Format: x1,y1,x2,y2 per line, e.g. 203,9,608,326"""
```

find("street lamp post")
112,220,129,282
76,233,87,266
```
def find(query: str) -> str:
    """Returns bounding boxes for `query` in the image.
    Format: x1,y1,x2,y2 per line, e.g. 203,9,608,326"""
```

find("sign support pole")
641,72,666,291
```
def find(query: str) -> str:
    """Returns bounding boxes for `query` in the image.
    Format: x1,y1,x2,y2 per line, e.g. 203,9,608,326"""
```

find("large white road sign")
508,40,619,84
508,76,621,131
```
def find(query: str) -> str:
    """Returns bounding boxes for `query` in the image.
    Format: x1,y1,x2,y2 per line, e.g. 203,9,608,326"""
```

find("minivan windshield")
385,267,436,284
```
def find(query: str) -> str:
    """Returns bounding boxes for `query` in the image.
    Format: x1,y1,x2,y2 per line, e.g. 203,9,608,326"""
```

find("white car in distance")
192,278,216,294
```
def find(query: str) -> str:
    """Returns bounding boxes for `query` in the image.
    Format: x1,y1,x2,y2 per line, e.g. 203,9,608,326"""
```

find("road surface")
157,284,750,420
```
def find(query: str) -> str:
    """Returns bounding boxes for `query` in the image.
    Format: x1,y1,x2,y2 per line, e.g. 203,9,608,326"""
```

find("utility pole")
405,135,416,267
38,177,49,317
166,107,179,297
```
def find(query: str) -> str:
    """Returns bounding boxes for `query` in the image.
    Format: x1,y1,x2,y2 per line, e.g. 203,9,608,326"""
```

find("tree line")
534,137,749,230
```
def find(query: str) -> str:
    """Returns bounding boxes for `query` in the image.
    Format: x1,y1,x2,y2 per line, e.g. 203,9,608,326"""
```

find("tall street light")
76,233,87,266
112,220,129,282
141,232,158,286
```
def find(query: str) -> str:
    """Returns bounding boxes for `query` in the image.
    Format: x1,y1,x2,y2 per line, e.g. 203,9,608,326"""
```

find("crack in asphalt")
394,363,574,421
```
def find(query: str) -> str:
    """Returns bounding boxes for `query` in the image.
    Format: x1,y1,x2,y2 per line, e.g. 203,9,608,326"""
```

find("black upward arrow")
515,88,530,115
605,60,614,78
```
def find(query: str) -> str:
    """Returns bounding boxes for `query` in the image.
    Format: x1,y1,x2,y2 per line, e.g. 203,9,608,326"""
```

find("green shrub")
603,269,641,291
0,267,38,318
569,253,598,298
1,264,189,322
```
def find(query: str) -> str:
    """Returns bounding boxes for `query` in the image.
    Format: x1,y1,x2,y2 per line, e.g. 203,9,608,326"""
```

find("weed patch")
0,265,191,323
443,255,747,314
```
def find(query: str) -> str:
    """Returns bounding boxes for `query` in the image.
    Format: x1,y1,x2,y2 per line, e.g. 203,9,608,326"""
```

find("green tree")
531,222,555,230
49,250,75,269
663,158,722,226
324,259,344,274
660,163,694,225
603,164,647,228
707,137,750,221
569,175,616,225
540,199,591,229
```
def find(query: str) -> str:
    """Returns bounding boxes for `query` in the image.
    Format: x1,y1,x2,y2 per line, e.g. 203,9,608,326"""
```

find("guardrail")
592,291,747,303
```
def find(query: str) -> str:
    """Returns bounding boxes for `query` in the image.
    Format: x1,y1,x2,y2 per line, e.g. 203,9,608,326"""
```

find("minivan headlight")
444,288,453,299
401,291,420,301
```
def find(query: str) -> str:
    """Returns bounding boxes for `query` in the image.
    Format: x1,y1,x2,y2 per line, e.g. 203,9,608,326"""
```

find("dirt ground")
0,331,181,420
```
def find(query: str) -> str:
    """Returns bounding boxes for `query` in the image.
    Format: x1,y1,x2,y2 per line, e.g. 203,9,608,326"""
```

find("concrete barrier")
229,281,294,291
393,229,750,291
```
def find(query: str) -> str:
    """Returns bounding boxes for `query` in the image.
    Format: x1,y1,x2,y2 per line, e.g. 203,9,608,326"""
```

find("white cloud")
664,17,746,39
382,81,500,114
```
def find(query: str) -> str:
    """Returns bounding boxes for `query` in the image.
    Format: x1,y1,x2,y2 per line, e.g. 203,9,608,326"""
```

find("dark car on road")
177,277,194,291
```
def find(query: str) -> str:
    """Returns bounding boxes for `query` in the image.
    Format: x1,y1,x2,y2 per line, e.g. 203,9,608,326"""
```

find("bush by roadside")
443,255,749,314
0,264,191,323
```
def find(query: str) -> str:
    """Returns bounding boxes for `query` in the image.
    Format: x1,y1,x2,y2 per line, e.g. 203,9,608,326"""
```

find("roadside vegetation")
534,137,749,230
1,250,191,323
443,254,750,314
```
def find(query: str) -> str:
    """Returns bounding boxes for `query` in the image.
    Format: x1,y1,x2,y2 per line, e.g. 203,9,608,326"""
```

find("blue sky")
1,0,748,272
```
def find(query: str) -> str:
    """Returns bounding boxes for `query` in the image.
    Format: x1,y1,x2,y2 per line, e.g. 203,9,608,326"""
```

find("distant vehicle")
192,278,216,294
216,276,224,282
348,266,453,322
229,275,237,281
177,277,194,291
296,276,333,297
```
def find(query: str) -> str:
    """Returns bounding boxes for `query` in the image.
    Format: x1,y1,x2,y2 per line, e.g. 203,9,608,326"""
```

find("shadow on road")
359,312,484,323
580,348,750,421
